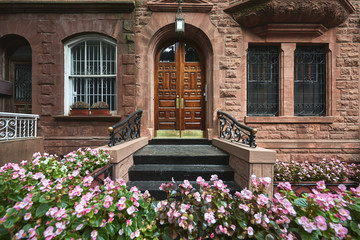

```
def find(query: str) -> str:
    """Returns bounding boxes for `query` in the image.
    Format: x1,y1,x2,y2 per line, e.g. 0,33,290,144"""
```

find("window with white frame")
65,35,117,114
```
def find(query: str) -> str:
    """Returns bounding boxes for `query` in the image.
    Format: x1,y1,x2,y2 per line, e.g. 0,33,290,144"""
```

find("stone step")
133,144,229,165
128,164,234,181
149,138,211,145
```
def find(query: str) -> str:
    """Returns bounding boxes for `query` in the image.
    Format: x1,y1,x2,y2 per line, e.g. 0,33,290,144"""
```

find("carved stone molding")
0,0,134,13
224,0,355,36
147,0,213,13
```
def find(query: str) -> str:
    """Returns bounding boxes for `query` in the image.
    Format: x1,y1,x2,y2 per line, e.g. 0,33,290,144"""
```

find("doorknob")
181,98,184,109
176,95,180,109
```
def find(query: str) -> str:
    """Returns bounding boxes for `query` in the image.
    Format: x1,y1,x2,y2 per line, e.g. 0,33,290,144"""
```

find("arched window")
64,35,116,114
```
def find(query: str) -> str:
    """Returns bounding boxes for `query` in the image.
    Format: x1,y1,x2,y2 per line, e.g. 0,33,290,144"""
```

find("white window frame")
64,34,117,115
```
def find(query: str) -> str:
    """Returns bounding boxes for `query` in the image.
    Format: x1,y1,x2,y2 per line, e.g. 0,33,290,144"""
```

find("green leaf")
8,194,24,202
64,233,82,240
105,222,117,236
351,221,360,236
39,193,55,203
146,210,156,222
294,198,308,208
36,203,50,218
124,226,132,237
6,208,17,216
98,228,109,240
0,226,9,236
3,218,14,229
254,231,265,240
237,219,247,229
0,185,6,193
350,204,360,213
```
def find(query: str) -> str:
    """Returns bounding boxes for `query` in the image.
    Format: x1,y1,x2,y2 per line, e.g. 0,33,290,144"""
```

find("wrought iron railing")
108,109,143,147
0,112,39,140
92,164,114,187
217,110,257,148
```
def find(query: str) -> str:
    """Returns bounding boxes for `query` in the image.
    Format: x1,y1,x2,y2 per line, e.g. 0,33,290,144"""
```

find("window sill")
54,115,122,122
245,116,335,124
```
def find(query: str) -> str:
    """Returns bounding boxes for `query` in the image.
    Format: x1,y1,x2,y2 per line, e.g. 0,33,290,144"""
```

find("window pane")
71,42,85,75
70,38,117,112
185,44,200,62
159,44,175,62
71,77,116,111
294,46,326,116
247,46,279,116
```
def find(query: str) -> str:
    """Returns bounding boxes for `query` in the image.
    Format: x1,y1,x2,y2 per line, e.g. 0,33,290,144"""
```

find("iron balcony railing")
217,110,257,148
108,109,143,147
0,112,39,140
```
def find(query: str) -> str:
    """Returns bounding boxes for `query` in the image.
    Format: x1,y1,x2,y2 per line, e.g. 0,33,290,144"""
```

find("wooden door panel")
155,63,179,130
182,63,204,130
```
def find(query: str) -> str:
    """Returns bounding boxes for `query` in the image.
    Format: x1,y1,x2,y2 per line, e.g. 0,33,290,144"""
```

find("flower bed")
274,159,360,183
0,150,360,240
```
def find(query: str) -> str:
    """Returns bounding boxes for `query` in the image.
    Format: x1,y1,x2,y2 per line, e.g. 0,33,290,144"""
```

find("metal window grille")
70,40,116,110
14,64,32,102
294,46,326,116
247,46,279,116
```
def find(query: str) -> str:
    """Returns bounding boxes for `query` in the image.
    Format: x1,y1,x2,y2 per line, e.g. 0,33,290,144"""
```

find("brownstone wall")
134,0,360,162
0,10,136,156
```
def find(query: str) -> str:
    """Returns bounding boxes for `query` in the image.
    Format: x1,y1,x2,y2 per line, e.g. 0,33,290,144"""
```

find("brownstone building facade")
0,0,359,162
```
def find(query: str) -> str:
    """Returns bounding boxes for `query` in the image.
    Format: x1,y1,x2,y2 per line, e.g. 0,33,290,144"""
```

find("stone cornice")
0,0,134,14
147,0,213,13
224,0,355,36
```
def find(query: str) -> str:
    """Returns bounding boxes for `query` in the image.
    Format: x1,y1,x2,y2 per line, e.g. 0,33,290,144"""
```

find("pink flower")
278,182,292,191
259,177,271,187
83,176,94,187
315,216,327,231
240,189,253,200
239,204,249,212
204,211,216,225
254,212,262,224
330,223,348,239
15,229,26,240
247,226,254,236
257,194,269,206
24,212,32,221
338,208,351,220
91,230,98,240
127,205,136,215
43,226,54,238
316,180,326,190
103,195,113,209
127,219,132,226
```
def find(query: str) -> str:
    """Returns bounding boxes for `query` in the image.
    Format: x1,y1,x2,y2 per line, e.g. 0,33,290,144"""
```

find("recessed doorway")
154,42,206,138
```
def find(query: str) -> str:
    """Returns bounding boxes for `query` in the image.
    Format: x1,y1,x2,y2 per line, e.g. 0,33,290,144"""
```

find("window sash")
68,38,117,112
247,46,279,116
71,77,116,111
294,46,326,116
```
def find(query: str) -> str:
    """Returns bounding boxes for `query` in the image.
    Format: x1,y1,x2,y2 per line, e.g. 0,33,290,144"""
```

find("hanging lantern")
175,1,185,34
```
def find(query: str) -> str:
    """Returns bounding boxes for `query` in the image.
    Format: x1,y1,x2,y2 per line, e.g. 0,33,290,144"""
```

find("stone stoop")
127,138,241,200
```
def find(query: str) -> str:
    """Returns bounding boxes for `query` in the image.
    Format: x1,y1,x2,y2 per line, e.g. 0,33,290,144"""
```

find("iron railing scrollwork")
108,110,142,147
0,112,39,140
217,110,257,148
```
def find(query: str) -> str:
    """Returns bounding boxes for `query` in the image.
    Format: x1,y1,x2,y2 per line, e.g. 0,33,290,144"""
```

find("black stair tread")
149,138,211,145
129,164,233,172
134,145,228,157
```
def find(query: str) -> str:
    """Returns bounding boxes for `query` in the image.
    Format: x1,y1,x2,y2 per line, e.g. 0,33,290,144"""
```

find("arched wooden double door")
155,42,205,138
